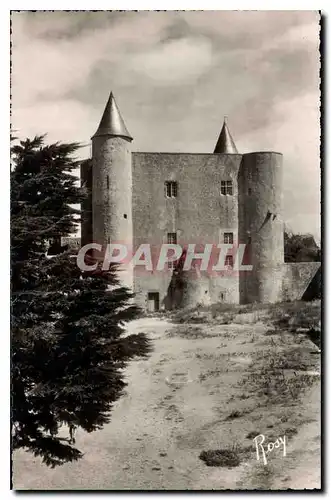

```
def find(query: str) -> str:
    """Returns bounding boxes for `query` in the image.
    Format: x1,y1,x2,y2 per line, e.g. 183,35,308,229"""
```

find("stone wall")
133,272,173,310
179,271,239,308
88,141,317,310
132,152,241,308
282,262,321,301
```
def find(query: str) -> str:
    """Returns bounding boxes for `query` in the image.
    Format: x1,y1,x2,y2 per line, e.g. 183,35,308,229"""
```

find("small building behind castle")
80,92,320,311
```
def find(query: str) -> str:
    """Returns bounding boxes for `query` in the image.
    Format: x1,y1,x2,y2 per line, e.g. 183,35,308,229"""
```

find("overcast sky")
11,11,320,241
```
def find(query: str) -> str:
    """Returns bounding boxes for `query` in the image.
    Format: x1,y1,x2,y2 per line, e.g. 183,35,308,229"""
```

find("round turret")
91,93,133,289
238,152,284,303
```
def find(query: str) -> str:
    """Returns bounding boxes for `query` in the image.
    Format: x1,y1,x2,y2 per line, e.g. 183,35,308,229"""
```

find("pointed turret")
91,91,133,290
92,92,133,141
214,117,238,154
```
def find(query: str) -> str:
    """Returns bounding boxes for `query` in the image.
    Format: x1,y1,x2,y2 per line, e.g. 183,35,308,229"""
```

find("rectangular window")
147,292,160,312
165,181,178,198
224,232,234,244
225,255,234,268
167,232,177,244
220,180,233,195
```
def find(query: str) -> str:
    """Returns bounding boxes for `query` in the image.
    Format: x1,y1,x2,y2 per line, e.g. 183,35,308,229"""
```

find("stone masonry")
81,92,320,311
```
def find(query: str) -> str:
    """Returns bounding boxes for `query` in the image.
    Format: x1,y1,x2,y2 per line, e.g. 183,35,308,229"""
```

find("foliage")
11,136,151,466
284,231,320,263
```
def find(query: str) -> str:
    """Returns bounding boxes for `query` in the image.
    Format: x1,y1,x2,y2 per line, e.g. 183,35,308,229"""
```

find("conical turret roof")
214,117,238,154
92,92,133,141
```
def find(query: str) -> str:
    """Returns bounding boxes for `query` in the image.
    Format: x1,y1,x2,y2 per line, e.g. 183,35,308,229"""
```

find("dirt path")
13,317,320,490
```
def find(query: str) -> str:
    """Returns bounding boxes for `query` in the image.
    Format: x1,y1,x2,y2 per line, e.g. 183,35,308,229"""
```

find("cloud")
11,11,320,241
12,99,94,155
239,91,320,241
129,37,213,85
180,11,319,45
11,11,174,107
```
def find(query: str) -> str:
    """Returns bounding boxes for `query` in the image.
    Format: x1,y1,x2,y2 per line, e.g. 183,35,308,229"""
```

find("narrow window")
167,233,177,269
123,214,127,219
220,180,233,195
147,292,160,312
106,175,109,189
225,255,233,268
167,232,177,244
165,181,178,198
224,232,234,244
248,187,252,195
248,236,252,244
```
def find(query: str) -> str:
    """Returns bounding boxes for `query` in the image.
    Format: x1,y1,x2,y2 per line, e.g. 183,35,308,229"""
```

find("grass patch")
199,368,225,382
252,348,316,372
171,306,210,324
246,431,261,439
225,410,244,421
269,300,320,331
242,355,318,403
171,300,321,341
167,325,206,339
199,449,241,468
283,426,298,438
251,464,275,490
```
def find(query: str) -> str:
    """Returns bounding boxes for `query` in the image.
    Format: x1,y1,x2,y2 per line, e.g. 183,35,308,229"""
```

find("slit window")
106,175,109,189
167,232,177,244
224,232,234,244
165,181,178,198
220,180,233,195
225,255,234,268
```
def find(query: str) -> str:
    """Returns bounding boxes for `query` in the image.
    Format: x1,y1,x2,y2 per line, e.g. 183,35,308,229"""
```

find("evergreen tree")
11,136,150,467
284,230,320,263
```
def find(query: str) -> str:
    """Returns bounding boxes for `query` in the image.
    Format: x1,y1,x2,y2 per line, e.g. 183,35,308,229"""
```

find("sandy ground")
13,316,321,490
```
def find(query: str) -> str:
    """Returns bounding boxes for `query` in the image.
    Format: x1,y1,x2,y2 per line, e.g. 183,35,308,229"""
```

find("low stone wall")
133,262,321,310
134,269,239,311
282,262,321,301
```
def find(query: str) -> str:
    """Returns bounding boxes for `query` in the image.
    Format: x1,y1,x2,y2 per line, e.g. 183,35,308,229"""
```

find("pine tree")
11,136,150,467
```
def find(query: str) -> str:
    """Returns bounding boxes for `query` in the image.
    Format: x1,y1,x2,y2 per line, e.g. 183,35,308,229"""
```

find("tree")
284,230,321,263
11,136,151,467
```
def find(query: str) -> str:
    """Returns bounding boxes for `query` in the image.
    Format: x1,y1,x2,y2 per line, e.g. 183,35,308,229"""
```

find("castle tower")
214,117,238,154
91,92,133,289
238,152,284,303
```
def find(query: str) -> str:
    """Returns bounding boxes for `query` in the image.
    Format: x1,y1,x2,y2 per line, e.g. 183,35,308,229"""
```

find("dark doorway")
147,292,160,312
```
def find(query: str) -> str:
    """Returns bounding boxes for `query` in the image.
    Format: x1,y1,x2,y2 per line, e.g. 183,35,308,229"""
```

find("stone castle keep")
80,92,320,311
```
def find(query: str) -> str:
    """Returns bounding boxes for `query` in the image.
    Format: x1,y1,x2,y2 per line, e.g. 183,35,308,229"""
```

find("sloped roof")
214,118,238,154
92,92,132,141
